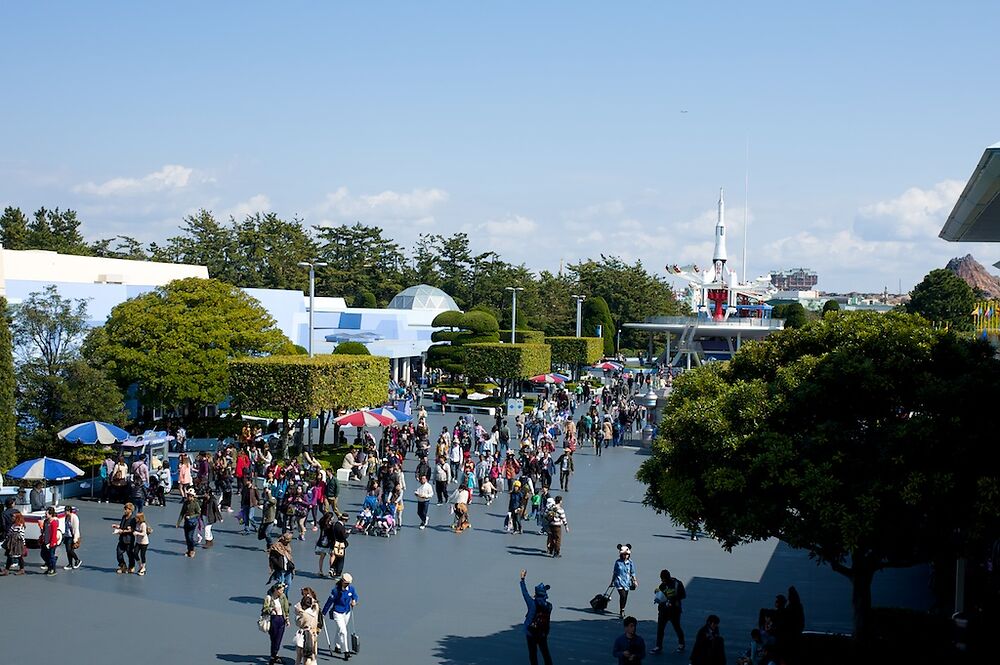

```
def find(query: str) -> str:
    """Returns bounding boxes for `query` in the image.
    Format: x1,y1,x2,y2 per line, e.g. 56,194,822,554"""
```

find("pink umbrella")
529,374,567,384
334,410,393,427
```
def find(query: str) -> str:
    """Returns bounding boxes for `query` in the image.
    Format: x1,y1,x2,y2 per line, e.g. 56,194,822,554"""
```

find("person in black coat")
690,615,725,665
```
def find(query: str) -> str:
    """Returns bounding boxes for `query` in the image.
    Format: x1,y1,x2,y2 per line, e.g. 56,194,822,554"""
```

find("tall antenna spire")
743,137,749,285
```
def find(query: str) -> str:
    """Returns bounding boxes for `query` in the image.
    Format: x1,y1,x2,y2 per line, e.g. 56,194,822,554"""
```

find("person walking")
650,569,686,654
61,505,81,570
519,569,553,665
414,474,433,529
690,615,726,665
262,582,290,665
200,484,223,548
294,588,321,665
258,489,278,548
176,488,201,558
330,513,349,579
315,511,335,577
508,481,524,534
555,448,574,491
1,511,27,574
240,476,260,535
111,502,137,573
134,512,151,575
434,455,450,505
177,454,193,497
38,506,60,575
547,496,568,557
268,532,296,589
322,572,359,661
611,544,638,619
613,616,647,664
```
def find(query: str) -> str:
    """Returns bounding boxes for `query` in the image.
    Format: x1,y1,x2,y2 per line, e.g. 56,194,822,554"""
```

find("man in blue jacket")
613,616,646,664
520,569,553,665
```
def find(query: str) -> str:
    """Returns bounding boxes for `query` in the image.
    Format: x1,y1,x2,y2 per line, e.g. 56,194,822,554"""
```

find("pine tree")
0,298,17,469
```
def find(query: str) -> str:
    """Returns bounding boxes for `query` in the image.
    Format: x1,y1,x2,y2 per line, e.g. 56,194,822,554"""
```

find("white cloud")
224,194,271,220
316,186,449,220
854,179,964,241
73,164,207,197
480,214,537,237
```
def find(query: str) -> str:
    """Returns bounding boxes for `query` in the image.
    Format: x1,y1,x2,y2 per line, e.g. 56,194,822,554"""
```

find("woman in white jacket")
62,505,81,570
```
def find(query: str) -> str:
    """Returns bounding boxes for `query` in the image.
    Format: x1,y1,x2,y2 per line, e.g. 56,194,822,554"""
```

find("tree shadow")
229,595,262,605
434,618,632,665
225,544,263,552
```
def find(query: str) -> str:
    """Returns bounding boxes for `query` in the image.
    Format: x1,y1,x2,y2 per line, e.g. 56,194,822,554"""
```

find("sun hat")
341,573,353,584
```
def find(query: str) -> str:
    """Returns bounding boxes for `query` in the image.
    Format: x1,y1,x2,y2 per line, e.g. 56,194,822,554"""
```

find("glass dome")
387,284,460,311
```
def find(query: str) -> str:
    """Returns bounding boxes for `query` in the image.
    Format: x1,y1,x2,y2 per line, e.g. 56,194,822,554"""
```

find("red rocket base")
707,289,728,321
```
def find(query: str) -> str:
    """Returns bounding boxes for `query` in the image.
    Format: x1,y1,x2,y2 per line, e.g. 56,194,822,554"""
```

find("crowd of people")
0,367,818,664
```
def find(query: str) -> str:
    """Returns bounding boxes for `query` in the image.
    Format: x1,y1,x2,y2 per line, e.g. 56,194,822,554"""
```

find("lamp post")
505,286,524,343
297,260,328,451
571,294,586,337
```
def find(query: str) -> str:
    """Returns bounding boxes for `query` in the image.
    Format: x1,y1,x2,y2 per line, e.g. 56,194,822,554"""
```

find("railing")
631,316,785,329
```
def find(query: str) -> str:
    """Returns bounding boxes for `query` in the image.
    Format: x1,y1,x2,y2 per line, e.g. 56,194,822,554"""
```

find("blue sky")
2,1,998,292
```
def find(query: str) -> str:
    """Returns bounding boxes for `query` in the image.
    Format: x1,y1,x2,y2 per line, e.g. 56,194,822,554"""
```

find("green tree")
154,210,237,282
569,257,683,348
11,287,125,455
230,354,389,456
0,206,30,250
333,341,371,355
315,223,406,305
637,312,1000,639
822,299,841,314
781,302,810,329
230,213,318,290
87,278,291,414
91,235,150,260
426,310,500,379
906,268,976,329
0,298,16,469
465,343,551,398
582,296,615,355
23,207,91,255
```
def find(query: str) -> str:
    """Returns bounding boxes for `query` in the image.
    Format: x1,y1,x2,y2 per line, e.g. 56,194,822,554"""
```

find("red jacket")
42,518,60,548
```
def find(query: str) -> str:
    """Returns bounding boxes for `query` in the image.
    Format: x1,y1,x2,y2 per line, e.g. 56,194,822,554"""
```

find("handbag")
258,614,271,633
629,575,638,591
72,538,82,550
332,540,346,558
294,630,305,648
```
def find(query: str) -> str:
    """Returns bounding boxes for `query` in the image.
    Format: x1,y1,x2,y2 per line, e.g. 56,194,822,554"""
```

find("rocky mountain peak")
946,254,1000,299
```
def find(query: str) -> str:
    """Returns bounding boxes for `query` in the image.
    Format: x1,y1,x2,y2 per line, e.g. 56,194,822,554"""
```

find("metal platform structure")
624,314,784,368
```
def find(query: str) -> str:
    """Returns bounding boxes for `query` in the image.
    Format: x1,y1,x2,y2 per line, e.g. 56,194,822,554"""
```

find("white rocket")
713,187,727,281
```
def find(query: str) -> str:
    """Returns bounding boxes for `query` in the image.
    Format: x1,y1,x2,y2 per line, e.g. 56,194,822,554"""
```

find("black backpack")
529,601,551,636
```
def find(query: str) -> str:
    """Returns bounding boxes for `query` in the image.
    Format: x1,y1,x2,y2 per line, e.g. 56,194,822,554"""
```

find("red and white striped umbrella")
592,361,623,371
529,373,567,384
334,410,393,427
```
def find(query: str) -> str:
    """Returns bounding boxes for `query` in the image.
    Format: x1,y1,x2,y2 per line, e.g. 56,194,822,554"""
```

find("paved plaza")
2,411,931,665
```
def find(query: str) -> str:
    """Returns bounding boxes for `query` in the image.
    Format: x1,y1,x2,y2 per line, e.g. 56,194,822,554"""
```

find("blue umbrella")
369,407,412,423
6,456,85,481
57,420,130,445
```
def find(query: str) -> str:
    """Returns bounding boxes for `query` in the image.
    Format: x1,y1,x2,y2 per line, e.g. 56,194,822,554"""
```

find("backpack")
528,601,551,636
111,465,127,486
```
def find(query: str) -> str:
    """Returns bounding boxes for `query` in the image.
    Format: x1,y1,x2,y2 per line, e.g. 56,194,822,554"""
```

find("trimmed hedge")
427,310,501,376
229,354,389,413
499,329,546,344
332,341,370,355
465,343,551,379
546,336,603,367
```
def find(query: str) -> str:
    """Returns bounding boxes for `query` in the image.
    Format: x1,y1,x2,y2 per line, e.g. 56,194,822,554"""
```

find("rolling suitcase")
350,611,360,654
590,584,613,611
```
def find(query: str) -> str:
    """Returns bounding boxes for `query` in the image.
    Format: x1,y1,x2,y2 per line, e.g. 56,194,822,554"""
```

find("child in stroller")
370,499,397,538
354,492,381,534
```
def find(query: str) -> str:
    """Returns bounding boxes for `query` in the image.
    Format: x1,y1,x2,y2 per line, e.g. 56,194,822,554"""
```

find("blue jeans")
41,545,58,571
183,516,198,553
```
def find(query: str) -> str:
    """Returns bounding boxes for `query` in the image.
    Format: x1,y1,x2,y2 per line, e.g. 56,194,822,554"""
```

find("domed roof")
387,284,459,311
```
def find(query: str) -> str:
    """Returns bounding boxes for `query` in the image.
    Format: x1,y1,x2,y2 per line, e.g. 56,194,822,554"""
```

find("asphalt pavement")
0,407,931,664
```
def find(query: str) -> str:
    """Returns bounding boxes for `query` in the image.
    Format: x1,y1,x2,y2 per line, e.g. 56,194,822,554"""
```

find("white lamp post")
571,294,586,337
297,260,328,452
505,286,524,343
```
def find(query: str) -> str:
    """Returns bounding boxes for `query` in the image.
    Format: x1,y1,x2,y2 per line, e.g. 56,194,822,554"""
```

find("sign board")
506,398,524,416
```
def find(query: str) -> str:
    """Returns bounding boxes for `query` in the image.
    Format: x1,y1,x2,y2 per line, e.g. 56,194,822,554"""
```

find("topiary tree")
0,298,16,470
426,310,500,380
465,343,551,398
332,341,371,355
582,296,615,355
546,336,603,379
499,330,546,344
822,299,841,314
353,288,377,309
230,354,389,456
906,268,976,330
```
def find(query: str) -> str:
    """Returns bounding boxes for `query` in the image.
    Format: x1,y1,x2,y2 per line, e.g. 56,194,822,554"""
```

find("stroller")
369,503,397,538
354,494,381,535
147,470,169,506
